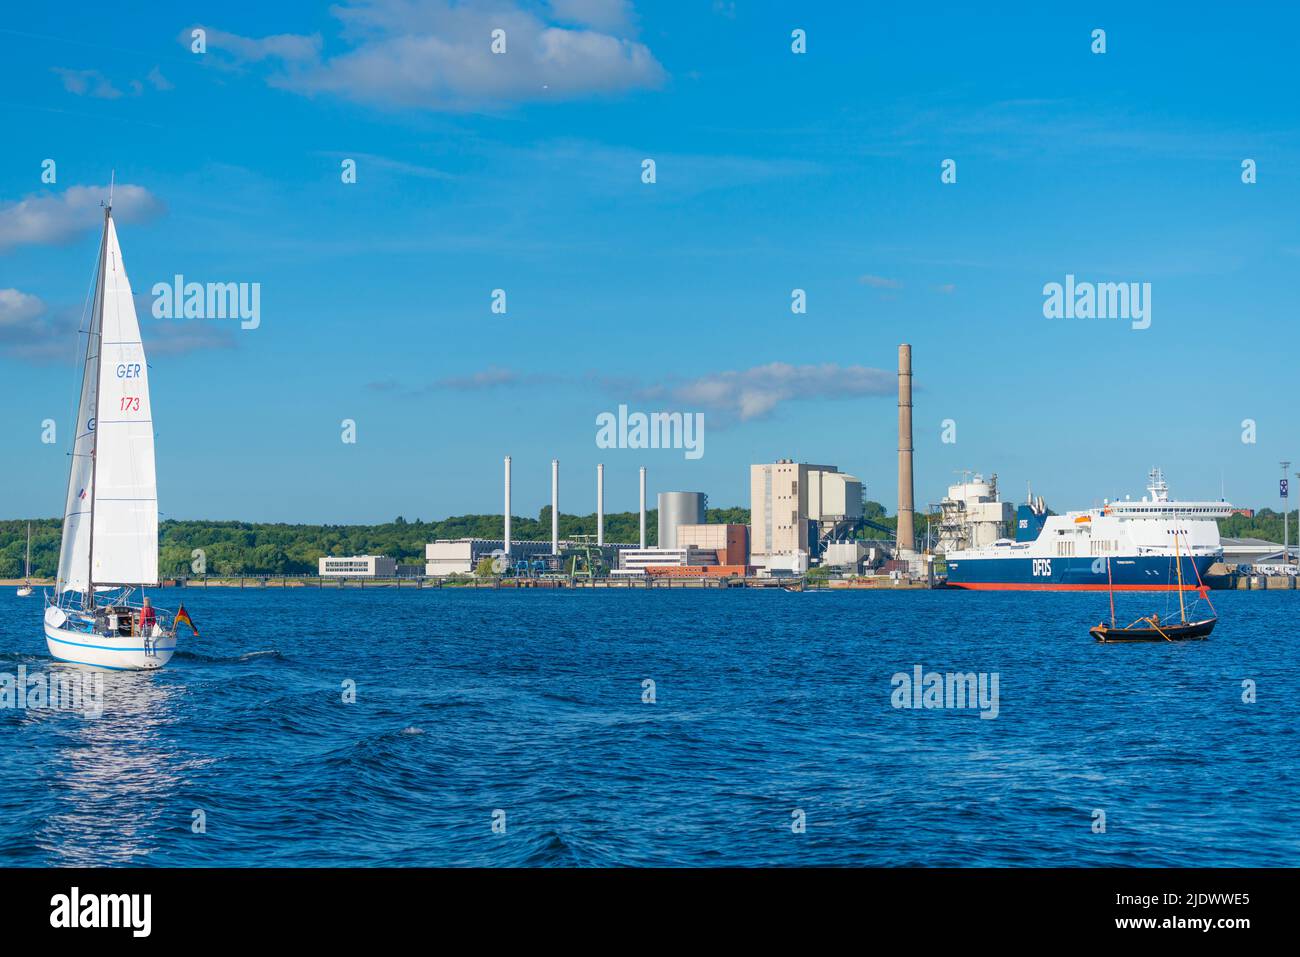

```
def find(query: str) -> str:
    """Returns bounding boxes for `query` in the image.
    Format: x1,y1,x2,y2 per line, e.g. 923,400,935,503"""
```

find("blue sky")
1,1,1297,524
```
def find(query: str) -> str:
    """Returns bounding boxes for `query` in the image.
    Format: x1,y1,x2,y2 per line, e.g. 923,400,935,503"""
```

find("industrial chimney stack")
897,343,915,555
596,463,605,546
551,459,560,555
503,456,512,556
639,467,647,548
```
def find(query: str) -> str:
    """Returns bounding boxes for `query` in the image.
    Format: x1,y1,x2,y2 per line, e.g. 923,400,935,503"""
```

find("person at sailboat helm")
139,597,157,635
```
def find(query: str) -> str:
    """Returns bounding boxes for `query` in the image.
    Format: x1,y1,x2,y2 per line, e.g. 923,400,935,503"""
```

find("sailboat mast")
1107,556,1115,627
24,523,31,580
1175,532,1186,623
84,204,112,609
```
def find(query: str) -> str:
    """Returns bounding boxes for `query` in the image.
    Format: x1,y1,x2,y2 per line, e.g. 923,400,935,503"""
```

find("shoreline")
5,576,1293,591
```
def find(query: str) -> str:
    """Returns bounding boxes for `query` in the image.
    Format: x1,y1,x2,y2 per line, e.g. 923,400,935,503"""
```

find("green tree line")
0,507,749,578
5,504,1287,578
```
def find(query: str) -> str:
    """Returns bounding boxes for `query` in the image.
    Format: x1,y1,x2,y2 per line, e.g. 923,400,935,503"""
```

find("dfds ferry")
944,470,1230,591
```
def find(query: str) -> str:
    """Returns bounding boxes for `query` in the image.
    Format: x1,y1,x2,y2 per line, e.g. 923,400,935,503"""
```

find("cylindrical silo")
657,491,707,550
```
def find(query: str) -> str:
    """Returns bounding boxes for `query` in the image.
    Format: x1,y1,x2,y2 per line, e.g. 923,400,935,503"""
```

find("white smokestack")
504,456,512,556
639,466,647,548
597,463,605,546
551,458,560,555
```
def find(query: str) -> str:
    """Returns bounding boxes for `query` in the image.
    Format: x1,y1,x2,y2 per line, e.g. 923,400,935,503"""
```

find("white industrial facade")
614,546,719,576
425,539,553,576
319,555,397,577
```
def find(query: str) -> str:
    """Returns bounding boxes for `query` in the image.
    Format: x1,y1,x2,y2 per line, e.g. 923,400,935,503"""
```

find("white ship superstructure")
944,469,1230,591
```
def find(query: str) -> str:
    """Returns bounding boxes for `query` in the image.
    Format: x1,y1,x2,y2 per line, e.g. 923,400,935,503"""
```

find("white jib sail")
57,213,158,592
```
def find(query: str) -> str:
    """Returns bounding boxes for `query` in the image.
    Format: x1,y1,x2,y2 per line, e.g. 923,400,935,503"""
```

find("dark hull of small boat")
1090,618,1217,643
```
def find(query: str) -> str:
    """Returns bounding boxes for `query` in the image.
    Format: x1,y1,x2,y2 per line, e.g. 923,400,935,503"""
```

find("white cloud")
186,0,665,111
548,0,635,33
377,360,893,423
0,288,234,362
0,185,165,252
146,66,174,91
644,362,895,423
859,274,902,290
52,68,124,99
189,26,322,64
0,288,46,328
54,65,174,98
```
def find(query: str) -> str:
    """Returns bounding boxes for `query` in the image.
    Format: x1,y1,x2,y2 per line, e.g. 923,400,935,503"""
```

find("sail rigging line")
1179,530,1217,618
84,206,111,609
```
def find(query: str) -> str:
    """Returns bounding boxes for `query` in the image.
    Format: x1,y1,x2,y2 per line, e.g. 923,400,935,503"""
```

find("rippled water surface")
0,587,1295,866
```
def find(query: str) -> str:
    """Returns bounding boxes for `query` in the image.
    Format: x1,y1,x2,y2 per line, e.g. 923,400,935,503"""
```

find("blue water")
0,587,1295,866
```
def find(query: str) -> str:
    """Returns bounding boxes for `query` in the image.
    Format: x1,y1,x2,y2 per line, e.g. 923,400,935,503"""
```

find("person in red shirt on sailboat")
138,597,157,635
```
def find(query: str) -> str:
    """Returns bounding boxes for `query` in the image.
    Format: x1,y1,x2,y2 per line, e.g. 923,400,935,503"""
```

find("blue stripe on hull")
945,554,1215,589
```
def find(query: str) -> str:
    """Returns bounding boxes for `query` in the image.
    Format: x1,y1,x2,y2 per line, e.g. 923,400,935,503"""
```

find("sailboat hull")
1090,617,1217,643
43,622,176,671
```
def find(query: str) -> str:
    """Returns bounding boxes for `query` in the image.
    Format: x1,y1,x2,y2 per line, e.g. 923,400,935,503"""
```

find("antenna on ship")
108,169,114,210
1147,467,1168,503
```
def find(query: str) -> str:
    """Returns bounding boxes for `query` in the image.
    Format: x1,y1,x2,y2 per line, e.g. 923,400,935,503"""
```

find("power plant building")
425,538,553,576
319,555,397,577
749,461,863,573
676,523,748,566
657,491,707,549
614,546,720,575
935,474,1015,554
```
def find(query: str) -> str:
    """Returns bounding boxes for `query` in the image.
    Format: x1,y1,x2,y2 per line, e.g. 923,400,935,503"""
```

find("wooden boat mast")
1175,532,1187,623
1106,556,1116,627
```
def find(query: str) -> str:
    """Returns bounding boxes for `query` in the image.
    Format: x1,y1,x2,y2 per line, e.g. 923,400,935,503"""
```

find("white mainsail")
56,211,157,594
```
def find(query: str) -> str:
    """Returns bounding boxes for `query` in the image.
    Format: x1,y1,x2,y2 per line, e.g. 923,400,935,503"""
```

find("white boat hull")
43,621,176,671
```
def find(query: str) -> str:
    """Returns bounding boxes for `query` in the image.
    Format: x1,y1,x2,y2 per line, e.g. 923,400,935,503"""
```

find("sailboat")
42,188,184,670
1090,532,1217,642
15,527,32,595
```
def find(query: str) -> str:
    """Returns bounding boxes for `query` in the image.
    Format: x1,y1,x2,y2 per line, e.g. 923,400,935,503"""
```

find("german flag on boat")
174,604,199,636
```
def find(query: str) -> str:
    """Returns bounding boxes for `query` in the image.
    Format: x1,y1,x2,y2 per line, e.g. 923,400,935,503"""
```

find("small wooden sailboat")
16,523,33,596
1090,533,1216,643
43,185,194,670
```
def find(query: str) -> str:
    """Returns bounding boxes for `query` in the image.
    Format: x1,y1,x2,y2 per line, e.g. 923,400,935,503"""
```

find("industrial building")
426,537,638,576
614,546,721,575
657,491,707,549
426,342,924,582
319,555,397,577
748,461,864,574
934,473,1016,553
425,539,554,576
676,523,748,566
